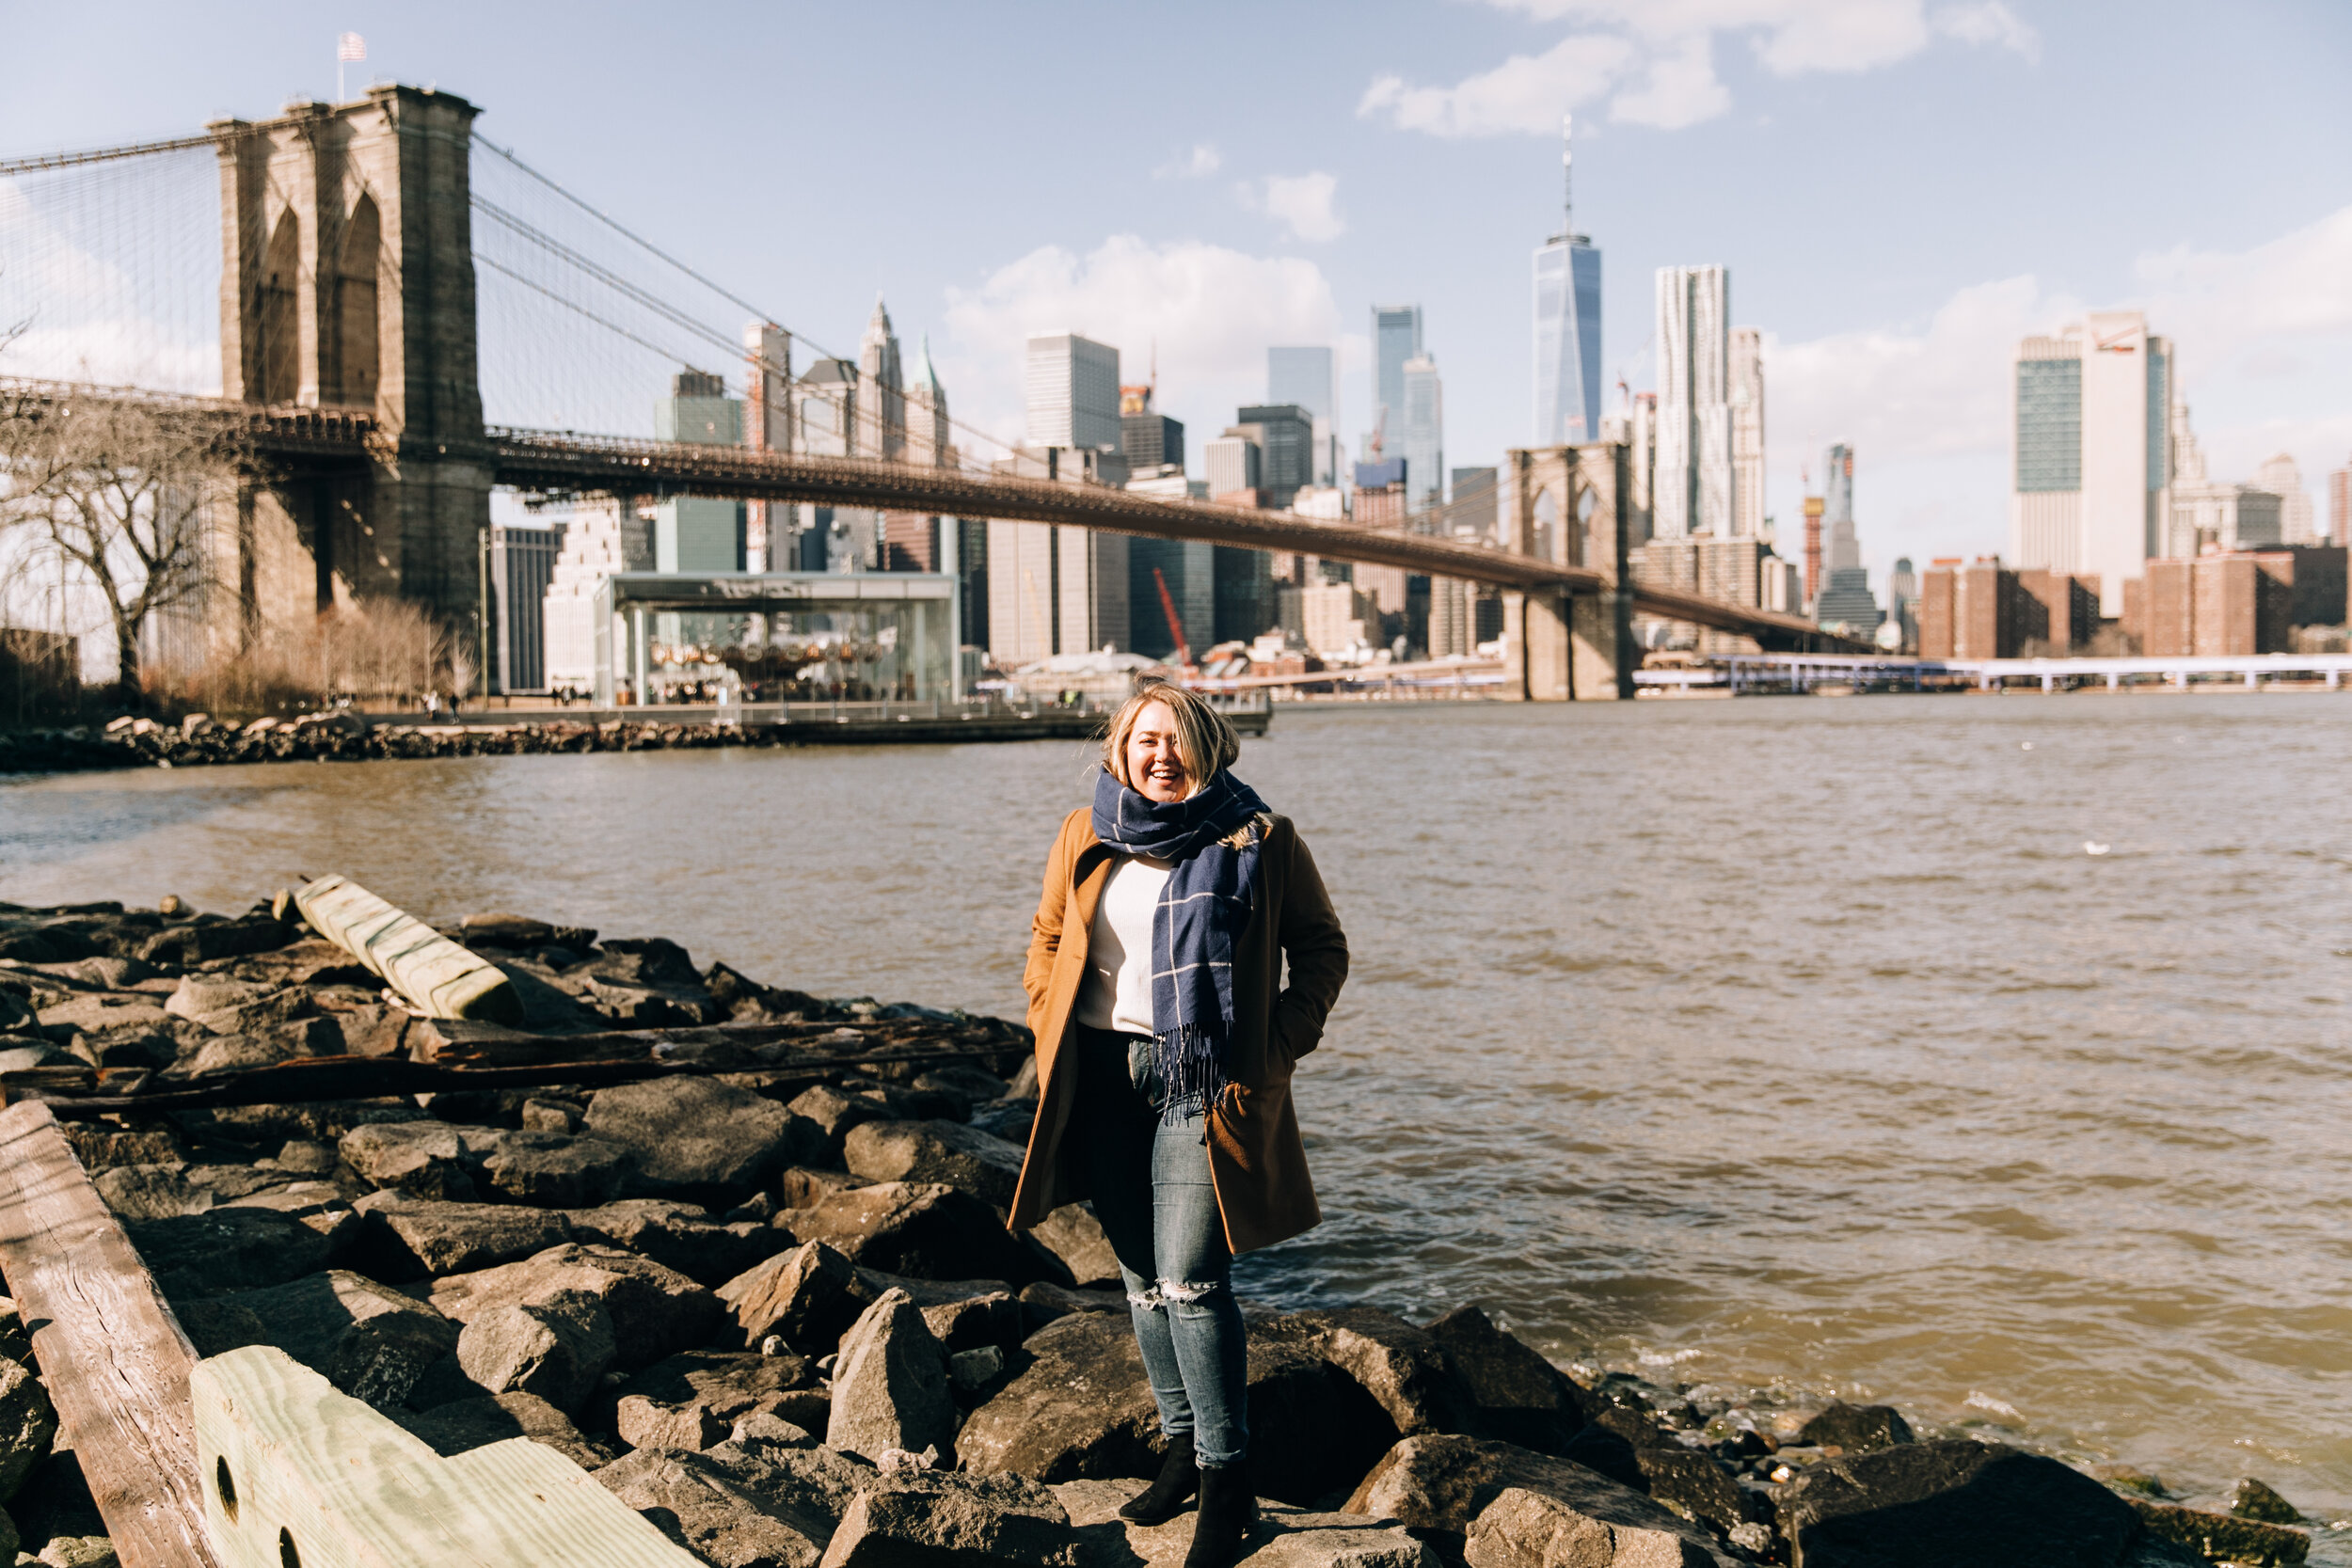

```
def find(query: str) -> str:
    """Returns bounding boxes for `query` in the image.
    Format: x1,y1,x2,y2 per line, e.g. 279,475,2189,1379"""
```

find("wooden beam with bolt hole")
0,1100,223,1567
194,1345,700,1566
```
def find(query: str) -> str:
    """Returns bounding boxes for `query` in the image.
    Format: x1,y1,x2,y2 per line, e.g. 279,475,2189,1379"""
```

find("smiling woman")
1009,683,1348,1568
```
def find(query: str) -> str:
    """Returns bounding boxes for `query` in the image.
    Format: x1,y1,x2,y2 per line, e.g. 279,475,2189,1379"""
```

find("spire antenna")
1562,112,1575,242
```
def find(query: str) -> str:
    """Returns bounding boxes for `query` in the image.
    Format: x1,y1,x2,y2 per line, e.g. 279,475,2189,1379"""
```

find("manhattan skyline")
1,0,2345,593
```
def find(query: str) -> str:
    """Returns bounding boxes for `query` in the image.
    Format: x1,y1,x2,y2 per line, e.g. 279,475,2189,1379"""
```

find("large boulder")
585,1077,819,1200
785,1182,1052,1286
92,1164,208,1222
349,1191,576,1279
819,1472,1077,1568
195,1270,460,1410
1467,1484,1723,1568
394,1391,614,1471
2124,1498,2309,1568
1423,1305,1596,1454
1797,1402,1915,1454
568,1199,788,1289
1568,1410,1749,1537
129,1207,358,1298
1055,1478,1438,1568
0,1356,58,1501
1777,1440,2137,1568
843,1119,1026,1209
422,1243,721,1371
788,1085,892,1164
958,1311,1160,1482
477,1130,638,1208
1025,1204,1119,1289
596,1444,840,1568
1258,1307,1480,1442
719,1243,878,1354
340,1121,487,1201
1346,1434,1738,1567
826,1289,956,1464
613,1351,821,1452
454,1293,616,1414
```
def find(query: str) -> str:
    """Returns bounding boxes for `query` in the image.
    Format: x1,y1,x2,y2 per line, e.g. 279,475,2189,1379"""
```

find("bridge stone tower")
1497,441,1635,700
210,87,490,635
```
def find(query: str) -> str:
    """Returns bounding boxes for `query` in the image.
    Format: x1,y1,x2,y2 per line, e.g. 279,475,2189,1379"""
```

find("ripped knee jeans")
1073,1025,1250,1466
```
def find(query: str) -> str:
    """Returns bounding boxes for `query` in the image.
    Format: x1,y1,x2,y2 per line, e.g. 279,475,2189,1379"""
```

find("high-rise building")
1822,444,1859,572
743,321,791,572
488,523,557,694
2331,462,2350,542
1654,266,1731,538
1534,115,1603,449
1129,538,1216,660
1204,435,1262,501
1234,404,1314,509
1401,356,1443,509
1025,333,1121,451
1120,383,1184,472
1268,347,1339,484
653,371,745,574
2253,452,2316,544
984,520,1127,664
1368,305,1422,458
2010,311,2172,614
1730,327,1764,539
857,297,905,461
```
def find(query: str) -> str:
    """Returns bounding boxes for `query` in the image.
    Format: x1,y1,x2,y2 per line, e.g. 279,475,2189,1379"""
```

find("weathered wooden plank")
0,1100,221,1568
14,1040,1025,1118
194,1344,699,1566
294,874,523,1023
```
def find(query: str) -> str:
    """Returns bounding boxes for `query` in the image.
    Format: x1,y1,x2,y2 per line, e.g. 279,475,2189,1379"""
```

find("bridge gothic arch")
333,192,381,409
1496,442,1635,700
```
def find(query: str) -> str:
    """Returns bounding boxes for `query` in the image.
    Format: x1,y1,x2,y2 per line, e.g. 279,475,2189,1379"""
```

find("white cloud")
939,234,1343,452
1358,35,1633,136
1239,171,1347,243
1153,144,1222,180
1363,0,2035,136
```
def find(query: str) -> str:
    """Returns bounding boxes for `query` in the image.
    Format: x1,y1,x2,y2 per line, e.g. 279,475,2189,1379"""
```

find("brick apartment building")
1918,559,2099,658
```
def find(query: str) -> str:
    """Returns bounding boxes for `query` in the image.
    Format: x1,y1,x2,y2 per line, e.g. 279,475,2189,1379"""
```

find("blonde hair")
1103,682,1240,789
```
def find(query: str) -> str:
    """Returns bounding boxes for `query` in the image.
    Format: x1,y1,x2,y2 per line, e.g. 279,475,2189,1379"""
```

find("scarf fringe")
1151,1022,1229,1125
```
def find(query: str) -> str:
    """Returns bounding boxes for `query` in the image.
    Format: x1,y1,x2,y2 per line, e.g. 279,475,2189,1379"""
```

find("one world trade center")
1534,114,1603,447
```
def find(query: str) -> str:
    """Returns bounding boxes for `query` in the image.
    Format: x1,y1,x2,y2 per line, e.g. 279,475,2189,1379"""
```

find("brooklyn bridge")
0,85,1859,703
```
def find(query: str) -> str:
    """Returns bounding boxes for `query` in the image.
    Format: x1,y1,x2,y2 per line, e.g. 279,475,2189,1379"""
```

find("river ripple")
7,696,2350,1536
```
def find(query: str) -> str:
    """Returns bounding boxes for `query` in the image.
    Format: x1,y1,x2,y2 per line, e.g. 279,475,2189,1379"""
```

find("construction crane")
1152,567,1191,667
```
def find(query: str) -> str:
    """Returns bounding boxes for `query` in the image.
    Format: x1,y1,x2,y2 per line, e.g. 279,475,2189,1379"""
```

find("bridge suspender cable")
0,132,230,177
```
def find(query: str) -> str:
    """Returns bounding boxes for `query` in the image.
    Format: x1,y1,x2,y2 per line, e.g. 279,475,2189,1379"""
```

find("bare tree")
0,392,241,705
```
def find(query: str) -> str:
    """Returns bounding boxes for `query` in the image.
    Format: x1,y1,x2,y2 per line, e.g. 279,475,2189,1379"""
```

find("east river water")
7,696,2351,1540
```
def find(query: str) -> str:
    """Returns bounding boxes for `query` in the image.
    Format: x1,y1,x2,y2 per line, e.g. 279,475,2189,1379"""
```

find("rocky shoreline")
0,895,2328,1568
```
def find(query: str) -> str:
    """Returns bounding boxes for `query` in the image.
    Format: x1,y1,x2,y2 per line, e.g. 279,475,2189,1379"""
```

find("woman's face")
1124,700,1194,804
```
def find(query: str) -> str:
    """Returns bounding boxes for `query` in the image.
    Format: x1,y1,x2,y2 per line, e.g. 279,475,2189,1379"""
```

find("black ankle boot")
1183,1461,1256,1568
1120,1431,1199,1524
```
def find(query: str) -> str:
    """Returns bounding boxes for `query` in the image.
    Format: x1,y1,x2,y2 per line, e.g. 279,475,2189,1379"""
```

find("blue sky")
6,0,2350,588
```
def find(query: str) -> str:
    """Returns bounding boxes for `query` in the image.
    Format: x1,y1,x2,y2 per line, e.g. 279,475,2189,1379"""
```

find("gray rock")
843,1118,1026,1209
92,1164,207,1221
950,1346,1008,1396
56,1122,184,1172
1018,1281,1130,1335
958,1310,1160,1483
612,1350,819,1453
351,1191,577,1279
340,1120,485,1201
175,1299,270,1358
1778,1439,2137,1568
909,1064,1012,1115
393,1391,613,1471
1257,1307,1480,1442
1055,1478,1438,1568
719,1242,878,1354
129,1206,358,1298
1345,1434,1739,1568
1796,1402,1915,1454
2126,1497,2309,1568
35,1534,120,1567
585,1077,819,1199
596,1444,838,1568
913,1290,1024,1355
1423,1305,1596,1455
454,1292,616,1414
569,1198,789,1288
2233,1478,2304,1524
174,1016,339,1074
1245,1332,1403,1507
0,1356,58,1501
784,1181,1053,1286
788,1085,892,1163
274,1140,340,1174
422,1243,721,1371
826,1289,956,1465
1466,1484,1719,1568
519,1096,582,1134
479,1130,638,1208
200,1270,460,1410
818,1472,1077,1568
1026,1204,1119,1289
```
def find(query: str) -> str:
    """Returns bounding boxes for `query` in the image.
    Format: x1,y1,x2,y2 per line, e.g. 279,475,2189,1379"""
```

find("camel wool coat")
1008,804,1349,1255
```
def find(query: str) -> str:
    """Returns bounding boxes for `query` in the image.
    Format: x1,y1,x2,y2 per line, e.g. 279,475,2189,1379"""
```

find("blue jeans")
1073,1026,1250,1467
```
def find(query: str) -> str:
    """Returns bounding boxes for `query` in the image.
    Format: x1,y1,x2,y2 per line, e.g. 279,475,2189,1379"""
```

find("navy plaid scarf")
1090,768,1268,1119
